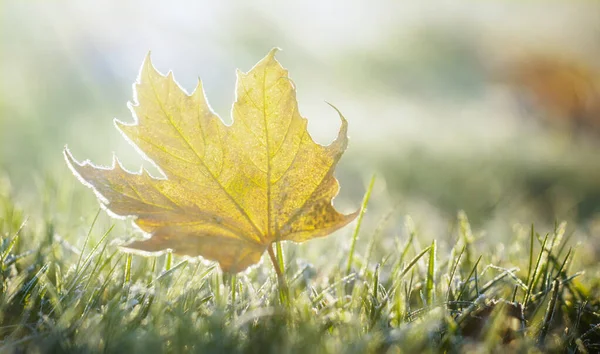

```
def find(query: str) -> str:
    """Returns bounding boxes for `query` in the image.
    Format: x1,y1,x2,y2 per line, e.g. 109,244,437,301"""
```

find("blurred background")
2,1,600,257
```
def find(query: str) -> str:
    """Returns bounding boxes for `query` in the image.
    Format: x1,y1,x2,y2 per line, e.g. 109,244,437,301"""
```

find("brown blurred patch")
496,54,600,134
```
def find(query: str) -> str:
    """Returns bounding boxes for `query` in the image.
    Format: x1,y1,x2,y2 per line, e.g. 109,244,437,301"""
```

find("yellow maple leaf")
64,49,359,273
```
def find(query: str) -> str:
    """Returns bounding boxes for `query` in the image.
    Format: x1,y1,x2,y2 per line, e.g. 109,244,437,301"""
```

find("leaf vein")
147,71,264,242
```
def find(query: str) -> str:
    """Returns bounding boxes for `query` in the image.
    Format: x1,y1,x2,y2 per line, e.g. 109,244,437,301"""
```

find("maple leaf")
64,49,359,273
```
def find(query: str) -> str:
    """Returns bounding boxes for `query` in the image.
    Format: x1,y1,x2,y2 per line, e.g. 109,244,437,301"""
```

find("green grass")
1,173,599,353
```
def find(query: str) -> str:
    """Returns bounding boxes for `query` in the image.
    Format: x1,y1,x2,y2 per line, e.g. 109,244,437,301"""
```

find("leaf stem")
268,244,288,305
276,241,285,277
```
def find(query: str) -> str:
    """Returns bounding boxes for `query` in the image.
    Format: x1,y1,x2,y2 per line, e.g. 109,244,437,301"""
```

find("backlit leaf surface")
65,49,358,272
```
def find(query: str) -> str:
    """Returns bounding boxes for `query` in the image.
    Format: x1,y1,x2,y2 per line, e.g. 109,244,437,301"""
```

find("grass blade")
456,255,482,301
538,279,560,344
524,233,549,309
426,240,436,306
346,174,375,275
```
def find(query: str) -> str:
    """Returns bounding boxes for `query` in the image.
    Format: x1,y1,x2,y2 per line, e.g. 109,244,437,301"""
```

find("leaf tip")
348,207,362,221
192,77,205,96
324,102,348,124
144,51,153,65
63,146,87,175
267,47,282,59
63,145,76,166
113,117,125,130
62,147,107,204
138,51,160,83
111,153,128,173
325,102,349,150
